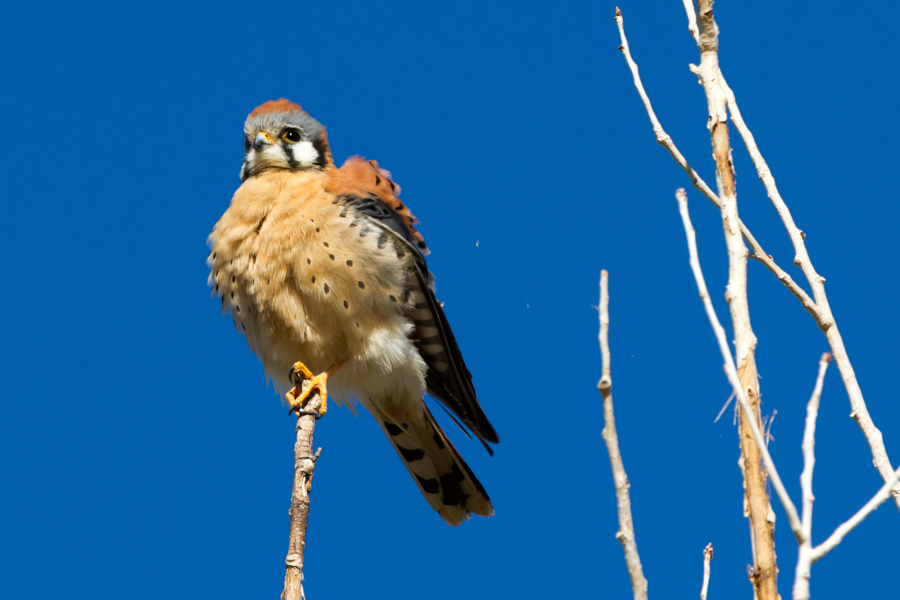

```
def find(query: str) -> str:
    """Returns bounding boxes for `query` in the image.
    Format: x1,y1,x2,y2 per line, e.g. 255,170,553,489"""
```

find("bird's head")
240,99,333,180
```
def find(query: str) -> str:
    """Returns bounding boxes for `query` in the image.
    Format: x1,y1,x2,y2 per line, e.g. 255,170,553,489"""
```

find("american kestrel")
207,99,498,525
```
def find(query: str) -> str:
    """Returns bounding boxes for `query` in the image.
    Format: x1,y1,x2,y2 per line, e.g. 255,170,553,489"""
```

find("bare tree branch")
692,3,778,596
598,270,648,600
810,464,900,564
613,7,818,321
679,0,900,515
613,7,716,204
801,354,831,531
676,188,803,542
699,543,713,600
282,379,322,600
792,353,832,600
721,72,900,511
618,4,900,598
681,0,699,44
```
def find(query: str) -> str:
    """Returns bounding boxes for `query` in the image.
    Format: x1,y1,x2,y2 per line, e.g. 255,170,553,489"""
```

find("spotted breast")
209,129,498,524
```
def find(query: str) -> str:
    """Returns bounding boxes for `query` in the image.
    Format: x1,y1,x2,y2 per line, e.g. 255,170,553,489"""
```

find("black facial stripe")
240,128,328,180
312,136,328,169
283,144,298,168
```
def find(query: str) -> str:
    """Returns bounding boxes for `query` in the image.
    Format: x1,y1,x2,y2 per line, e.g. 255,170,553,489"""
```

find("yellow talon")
286,359,346,417
287,373,330,415
290,360,315,382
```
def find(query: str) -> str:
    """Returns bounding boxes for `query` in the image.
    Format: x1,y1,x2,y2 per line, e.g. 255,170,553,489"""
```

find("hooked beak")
254,132,275,151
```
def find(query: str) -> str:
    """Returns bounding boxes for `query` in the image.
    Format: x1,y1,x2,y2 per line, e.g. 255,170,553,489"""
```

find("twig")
713,392,734,423
792,353,832,600
810,464,900,564
681,0,699,45
676,188,803,543
680,0,900,515
699,543,713,600
614,7,716,204
764,410,777,446
613,7,818,321
598,270,649,600
282,379,322,600
692,3,777,597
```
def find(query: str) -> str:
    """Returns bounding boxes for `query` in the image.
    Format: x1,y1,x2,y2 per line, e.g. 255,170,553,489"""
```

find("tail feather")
367,401,493,526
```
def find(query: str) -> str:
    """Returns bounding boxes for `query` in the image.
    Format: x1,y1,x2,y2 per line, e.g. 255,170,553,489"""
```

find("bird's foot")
286,361,329,417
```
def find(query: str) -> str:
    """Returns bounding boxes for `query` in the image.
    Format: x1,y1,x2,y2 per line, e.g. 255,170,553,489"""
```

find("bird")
207,99,498,525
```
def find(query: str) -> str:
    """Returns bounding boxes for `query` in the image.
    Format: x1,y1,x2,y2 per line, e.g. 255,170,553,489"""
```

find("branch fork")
615,2,900,598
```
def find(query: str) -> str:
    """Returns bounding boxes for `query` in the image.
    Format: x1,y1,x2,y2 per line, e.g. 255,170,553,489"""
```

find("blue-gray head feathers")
240,99,332,180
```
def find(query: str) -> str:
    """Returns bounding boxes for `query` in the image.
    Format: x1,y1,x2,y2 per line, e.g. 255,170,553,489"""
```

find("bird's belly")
213,201,422,398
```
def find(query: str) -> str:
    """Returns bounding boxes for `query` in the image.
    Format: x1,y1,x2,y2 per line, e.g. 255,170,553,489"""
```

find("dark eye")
244,137,251,152
282,129,301,143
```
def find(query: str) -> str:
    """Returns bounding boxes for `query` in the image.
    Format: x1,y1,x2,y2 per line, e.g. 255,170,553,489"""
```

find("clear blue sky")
3,1,899,598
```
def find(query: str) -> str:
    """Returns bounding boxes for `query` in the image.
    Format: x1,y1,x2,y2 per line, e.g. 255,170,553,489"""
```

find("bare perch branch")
613,7,818,320
676,189,803,542
699,543,713,600
283,379,322,600
793,353,832,600
598,270,649,600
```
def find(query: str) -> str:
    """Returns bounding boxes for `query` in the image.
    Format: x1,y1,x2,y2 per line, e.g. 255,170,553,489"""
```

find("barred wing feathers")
326,157,499,448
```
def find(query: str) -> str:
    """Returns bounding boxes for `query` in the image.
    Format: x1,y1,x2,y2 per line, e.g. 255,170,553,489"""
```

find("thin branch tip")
700,543,713,600
810,463,900,565
678,179,801,599
597,270,647,600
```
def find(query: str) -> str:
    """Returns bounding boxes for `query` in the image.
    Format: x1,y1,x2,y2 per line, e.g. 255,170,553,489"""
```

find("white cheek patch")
291,140,319,166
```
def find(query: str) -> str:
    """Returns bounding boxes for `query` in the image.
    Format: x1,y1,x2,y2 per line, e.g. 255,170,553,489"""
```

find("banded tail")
367,400,493,526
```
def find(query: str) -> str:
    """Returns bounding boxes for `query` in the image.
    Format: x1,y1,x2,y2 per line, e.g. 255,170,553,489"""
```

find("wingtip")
478,421,500,446
479,436,496,456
